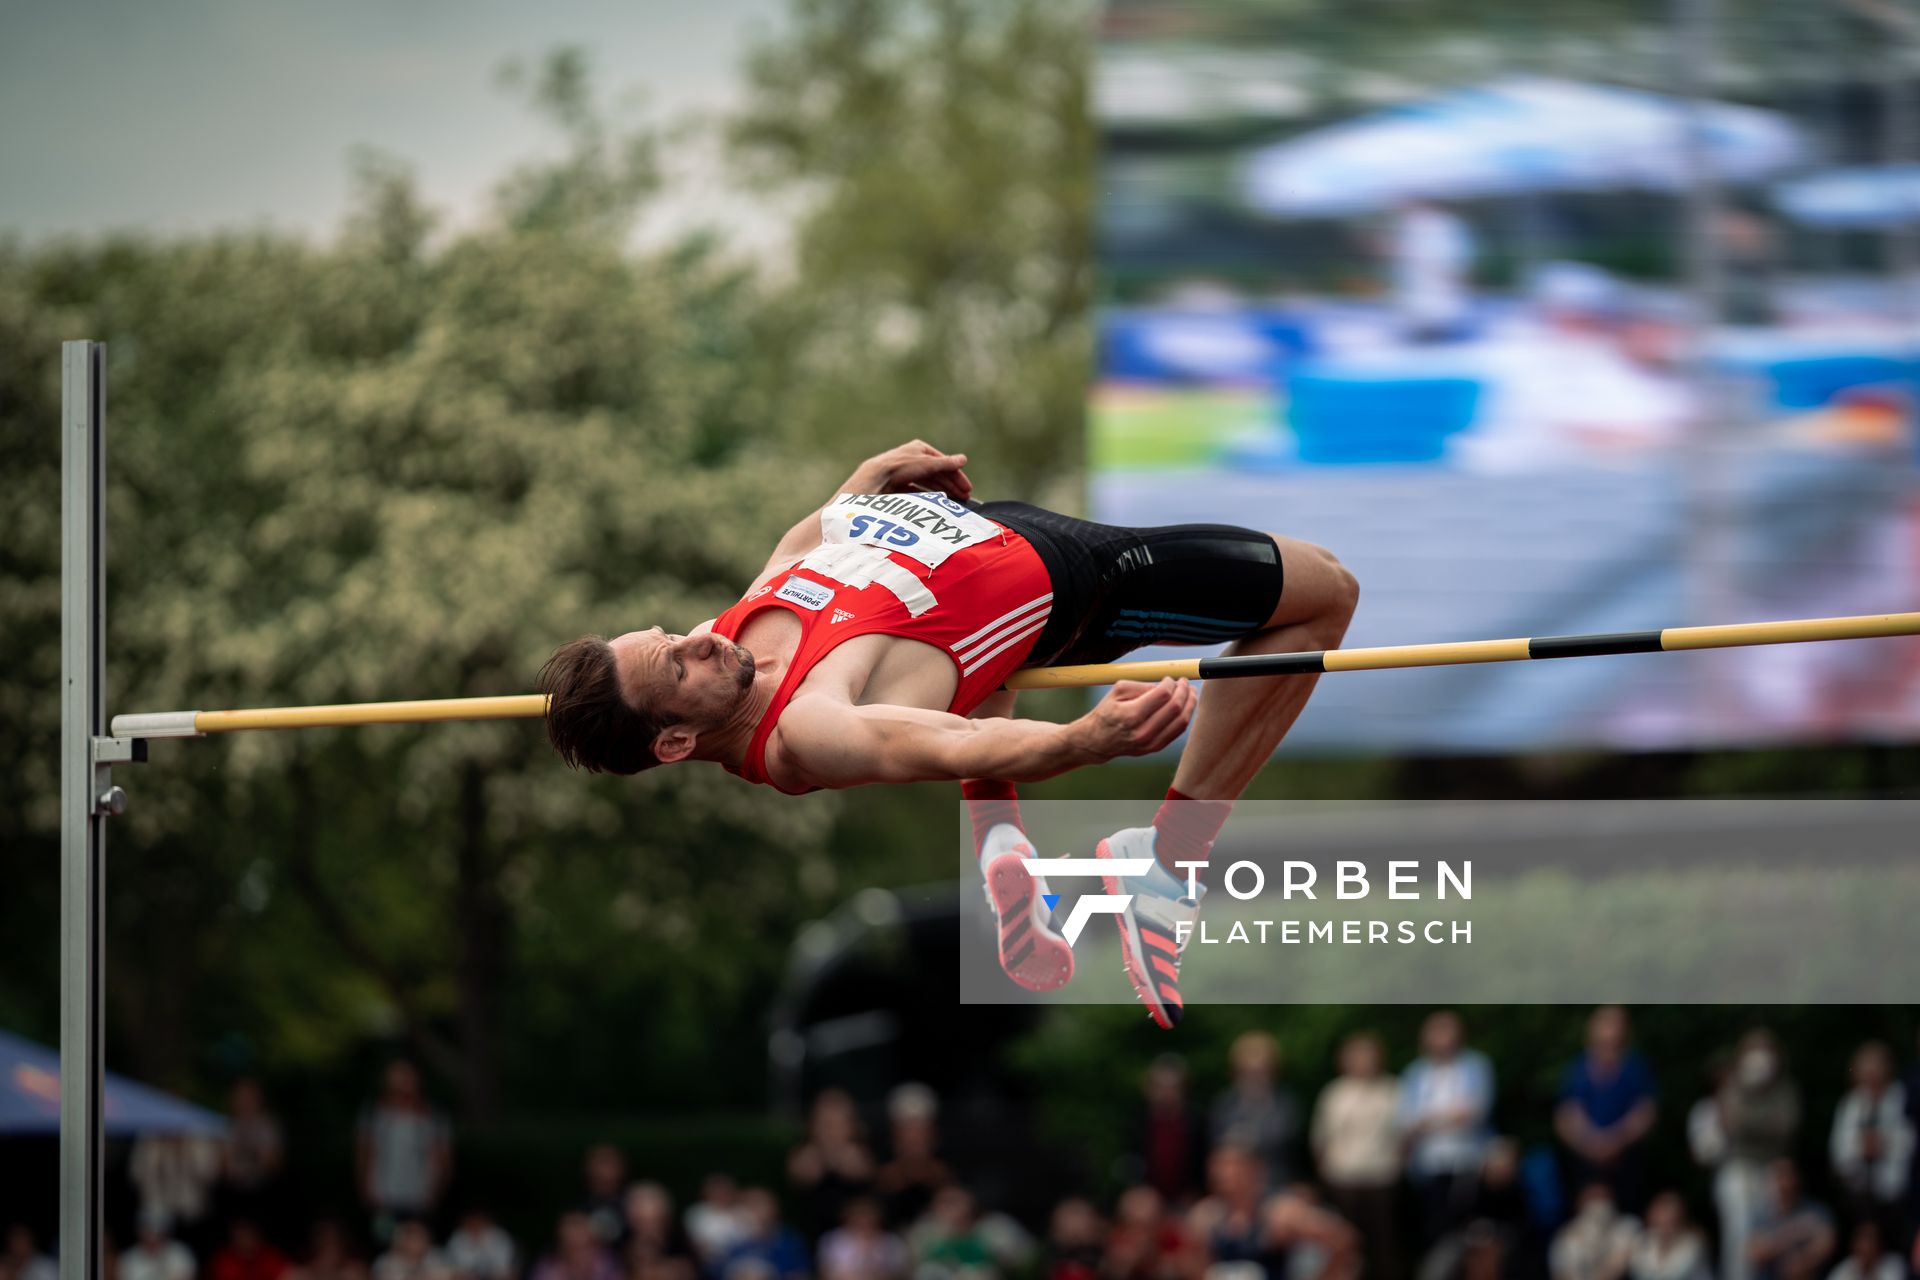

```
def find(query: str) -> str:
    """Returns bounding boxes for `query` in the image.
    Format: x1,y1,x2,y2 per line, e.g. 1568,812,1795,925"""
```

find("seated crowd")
8,1010,1920,1280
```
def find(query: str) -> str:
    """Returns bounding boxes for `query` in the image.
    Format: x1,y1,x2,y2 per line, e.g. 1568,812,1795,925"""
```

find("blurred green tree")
1,2,1110,1129
731,0,1097,513
0,52,847,1121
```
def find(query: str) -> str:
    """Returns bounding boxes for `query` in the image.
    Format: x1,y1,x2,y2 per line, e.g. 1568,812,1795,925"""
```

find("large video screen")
1092,0,1920,752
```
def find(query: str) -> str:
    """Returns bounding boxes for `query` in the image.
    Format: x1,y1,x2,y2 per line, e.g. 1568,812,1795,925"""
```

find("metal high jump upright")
61,341,143,1280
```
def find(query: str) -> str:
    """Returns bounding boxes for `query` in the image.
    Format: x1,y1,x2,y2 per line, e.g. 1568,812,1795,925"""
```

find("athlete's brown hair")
538,636,669,775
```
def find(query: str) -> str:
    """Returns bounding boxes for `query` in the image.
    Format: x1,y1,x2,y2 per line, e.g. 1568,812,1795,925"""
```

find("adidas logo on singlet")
830,608,855,624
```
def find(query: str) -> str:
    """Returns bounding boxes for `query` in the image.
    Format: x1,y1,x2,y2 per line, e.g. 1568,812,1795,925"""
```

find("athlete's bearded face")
610,627,756,735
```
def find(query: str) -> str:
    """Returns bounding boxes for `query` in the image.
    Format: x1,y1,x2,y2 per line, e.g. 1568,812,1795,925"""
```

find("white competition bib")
818,492,1001,574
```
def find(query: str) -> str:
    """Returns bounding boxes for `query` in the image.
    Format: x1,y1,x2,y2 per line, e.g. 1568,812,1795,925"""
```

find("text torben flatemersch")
1170,859,1474,947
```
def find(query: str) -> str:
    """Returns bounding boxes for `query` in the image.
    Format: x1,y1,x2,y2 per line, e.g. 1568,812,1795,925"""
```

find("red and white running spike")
1097,826,1205,1030
979,824,1075,993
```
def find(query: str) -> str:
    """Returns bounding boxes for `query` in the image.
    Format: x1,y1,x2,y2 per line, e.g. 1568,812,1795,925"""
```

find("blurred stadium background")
3,3,1920,1280
1093,0,1920,751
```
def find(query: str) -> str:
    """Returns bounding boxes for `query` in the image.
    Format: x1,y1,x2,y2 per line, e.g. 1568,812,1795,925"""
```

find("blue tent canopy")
0,1029,227,1136
1242,75,1805,217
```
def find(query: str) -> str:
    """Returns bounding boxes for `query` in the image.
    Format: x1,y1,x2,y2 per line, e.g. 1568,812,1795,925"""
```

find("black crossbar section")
1196,650,1328,678
1527,631,1667,660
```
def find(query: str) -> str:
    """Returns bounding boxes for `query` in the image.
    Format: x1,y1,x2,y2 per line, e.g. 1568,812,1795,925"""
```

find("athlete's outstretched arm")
769,679,1198,789
757,441,974,576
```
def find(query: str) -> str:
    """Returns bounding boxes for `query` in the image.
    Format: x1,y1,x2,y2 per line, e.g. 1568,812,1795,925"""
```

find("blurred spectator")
219,1077,286,1235
1555,1008,1658,1212
1628,1194,1707,1280
288,1220,369,1280
2,1226,57,1280
1312,1032,1401,1280
876,1085,952,1229
1385,199,1474,343
1450,1223,1517,1280
1400,1012,1496,1248
1716,1034,1801,1280
687,1176,753,1268
1136,1056,1208,1206
356,1061,453,1239
1828,1042,1912,1241
1684,1060,1731,1280
1825,1224,1900,1280
580,1145,630,1251
130,1132,223,1255
1182,1151,1274,1280
790,1091,879,1236
623,1183,696,1280
1464,1140,1530,1230
1105,1186,1196,1280
1747,1162,1834,1280
909,1187,996,1280
370,1221,451,1280
970,1204,1035,1277
444,1209,516,1280
1261,1182,1342,1280
1903,1031,1920,1229
1044,1198,1106,1280
532,1214,621,1280
818,1198,908,1280
1213,1034,1300,1189
1687,1059,1732,1176
719,1189,810,1280
1267,1185,1355,1280
211,1220,290,1280
1188,1145,1353,1280
1549,1185,1640,1280
1420,1141,1537,1280
121,1212,196,1280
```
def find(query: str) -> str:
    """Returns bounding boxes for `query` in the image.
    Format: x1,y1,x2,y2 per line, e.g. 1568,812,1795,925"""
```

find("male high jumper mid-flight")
539,441,1358,1027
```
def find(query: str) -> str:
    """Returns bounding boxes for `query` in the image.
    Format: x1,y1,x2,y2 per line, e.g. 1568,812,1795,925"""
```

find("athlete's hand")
1072,678,1197,761
847,440,973,501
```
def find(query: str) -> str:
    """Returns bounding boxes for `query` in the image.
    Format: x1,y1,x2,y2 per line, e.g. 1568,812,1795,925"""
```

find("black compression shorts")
975,501,1285,669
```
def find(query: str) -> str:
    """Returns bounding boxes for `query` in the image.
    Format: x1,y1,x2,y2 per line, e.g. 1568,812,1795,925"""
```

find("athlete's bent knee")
1268,534,1360,622
1326,552,1361,619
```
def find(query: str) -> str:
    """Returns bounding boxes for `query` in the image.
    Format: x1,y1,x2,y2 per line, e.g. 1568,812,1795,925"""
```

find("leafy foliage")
0,51,847,1117
731,0,1097,511
1,0,1106,1121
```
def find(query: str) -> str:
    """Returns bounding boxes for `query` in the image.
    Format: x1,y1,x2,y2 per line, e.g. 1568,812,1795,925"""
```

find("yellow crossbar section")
108,611,1920,735
198,695,549,732
1656,612,1920,650
111,695,548,737
1005,609,1920,689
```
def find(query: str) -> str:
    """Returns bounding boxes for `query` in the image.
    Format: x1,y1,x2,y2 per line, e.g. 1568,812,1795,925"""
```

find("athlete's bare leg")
1099,536,1355,1027
963,689,1074,991
1170,536,1358,801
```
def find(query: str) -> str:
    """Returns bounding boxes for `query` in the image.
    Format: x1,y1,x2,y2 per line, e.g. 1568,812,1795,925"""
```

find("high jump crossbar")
105,612,1920,737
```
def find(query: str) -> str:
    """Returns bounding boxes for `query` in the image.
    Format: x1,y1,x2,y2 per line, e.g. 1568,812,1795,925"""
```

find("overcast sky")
0,0,785,251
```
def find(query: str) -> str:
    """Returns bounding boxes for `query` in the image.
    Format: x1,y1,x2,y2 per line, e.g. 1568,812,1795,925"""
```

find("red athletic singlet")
709,492,1054,793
